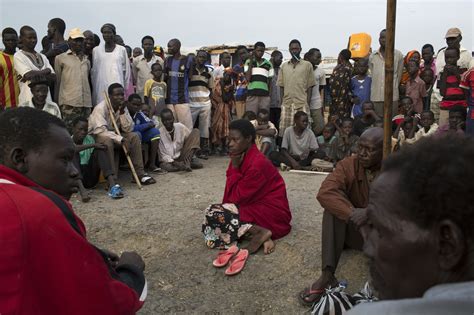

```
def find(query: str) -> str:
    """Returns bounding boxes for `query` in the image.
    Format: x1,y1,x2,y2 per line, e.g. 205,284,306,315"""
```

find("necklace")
167,127,175,134
23,50,44,68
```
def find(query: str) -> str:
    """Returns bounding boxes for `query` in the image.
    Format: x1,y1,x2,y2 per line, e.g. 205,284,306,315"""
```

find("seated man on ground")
299,127,384,305
269,111,322,170
19,76,62,119
250,108,277,156
0,108,146,314
435,105,466,135
353,101,381,137
71,117,124,201
202,119,292,254
158,108,201,172
349,135,474,314
88,83,156,185
329,117,359,164
127,94,162,173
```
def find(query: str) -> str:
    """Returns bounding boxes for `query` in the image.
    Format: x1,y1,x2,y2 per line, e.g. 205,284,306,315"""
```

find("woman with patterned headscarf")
91,23,131,104
400,50,421,87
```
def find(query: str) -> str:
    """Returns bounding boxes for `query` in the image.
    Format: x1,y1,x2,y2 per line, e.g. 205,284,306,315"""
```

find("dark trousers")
321,210,364,272
74,149,115,189
270,108,281,131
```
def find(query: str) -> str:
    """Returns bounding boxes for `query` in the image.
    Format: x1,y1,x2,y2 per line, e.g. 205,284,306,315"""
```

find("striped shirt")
164,55,193,104
244,58,274,96
438,70,467,109
189,65,214,105
0,51,20,108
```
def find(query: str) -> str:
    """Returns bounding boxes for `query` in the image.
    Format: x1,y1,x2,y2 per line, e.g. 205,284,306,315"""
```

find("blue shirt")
350,75,372,117
165,55,193,104
233,63,248,101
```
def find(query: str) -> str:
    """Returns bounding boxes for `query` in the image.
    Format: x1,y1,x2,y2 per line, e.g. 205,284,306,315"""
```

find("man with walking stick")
88,83,156,186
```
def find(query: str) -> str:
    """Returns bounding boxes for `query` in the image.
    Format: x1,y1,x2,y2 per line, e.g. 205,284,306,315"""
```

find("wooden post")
383,0,397,159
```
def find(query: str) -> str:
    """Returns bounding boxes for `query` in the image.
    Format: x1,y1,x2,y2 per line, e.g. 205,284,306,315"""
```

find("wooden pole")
383,0,397,159
103,92,143,190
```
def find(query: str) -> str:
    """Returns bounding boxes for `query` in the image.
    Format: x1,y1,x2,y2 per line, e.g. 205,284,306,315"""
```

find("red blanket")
223,144,292,239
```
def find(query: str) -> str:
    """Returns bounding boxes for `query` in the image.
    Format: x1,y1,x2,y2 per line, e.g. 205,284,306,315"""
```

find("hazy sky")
1,0,473,57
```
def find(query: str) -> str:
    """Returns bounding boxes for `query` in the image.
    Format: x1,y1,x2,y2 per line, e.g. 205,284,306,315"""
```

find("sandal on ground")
197,151,209,160
213,245,239,268
140,175,156,185
132,175,156,185
108,184,124,199
225,249,249,276
151,167,168,175
298,280,338,306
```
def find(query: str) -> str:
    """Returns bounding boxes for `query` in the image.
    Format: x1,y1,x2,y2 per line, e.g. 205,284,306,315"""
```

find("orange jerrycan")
348,33,372,58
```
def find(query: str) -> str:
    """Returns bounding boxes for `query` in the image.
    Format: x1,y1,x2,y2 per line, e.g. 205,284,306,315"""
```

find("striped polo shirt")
0,51,20,108
244,58,274,97
188,65,214,105
439,71,467,109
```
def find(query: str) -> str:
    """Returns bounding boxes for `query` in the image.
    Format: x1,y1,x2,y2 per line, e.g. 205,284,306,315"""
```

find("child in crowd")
435,105,467,135
20,77,62,119
242,110,257,121
143,62,167,119
438,47,467,126
329,117,359,163
316,123,336,159
210,69,234,155
420,68,435,111
405,110,438,144
350,58,372,117
127,94,162,173
405,60,427,114
392,96,418,132
353,101,380,136
392,116,415,151
269,111,321,170
250,108,277,156
71,117,124,201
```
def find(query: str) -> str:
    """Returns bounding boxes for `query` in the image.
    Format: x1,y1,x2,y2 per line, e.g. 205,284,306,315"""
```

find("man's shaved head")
360,127,384,146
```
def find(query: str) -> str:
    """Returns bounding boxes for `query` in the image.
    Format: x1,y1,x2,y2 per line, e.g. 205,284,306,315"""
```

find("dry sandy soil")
73,155,369,314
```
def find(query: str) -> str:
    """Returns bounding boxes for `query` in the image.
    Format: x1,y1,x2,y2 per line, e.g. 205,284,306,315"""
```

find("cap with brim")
69,28,85,40
445,27,461,39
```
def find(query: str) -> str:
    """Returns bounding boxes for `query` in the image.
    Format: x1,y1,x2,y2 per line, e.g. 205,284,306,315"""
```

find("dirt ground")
73,155,369,314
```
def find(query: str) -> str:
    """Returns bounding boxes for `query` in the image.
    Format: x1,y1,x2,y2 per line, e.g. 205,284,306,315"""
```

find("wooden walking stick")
103,92,142,189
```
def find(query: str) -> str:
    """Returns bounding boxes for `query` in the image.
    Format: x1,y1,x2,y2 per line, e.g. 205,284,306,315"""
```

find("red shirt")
0,51,20,109
460,68,474,107
0,165,144,315
439,71,467,109
223,144,292,239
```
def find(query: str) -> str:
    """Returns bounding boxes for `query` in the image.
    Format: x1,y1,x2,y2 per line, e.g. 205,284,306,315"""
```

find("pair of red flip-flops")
212,245,249,276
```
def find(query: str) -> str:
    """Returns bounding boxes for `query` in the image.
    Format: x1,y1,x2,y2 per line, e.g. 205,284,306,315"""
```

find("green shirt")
244,58,274,96
79,135,95,165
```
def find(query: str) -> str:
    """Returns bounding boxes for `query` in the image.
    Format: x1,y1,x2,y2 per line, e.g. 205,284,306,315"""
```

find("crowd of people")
0,17,473,314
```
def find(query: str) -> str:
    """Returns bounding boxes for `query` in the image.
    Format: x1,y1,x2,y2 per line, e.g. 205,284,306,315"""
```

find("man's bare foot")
246,226,272,254
263,238,275,254
299,270,338,306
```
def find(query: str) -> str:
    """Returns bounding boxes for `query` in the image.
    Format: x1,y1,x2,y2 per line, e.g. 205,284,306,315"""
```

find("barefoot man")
299,127,383,305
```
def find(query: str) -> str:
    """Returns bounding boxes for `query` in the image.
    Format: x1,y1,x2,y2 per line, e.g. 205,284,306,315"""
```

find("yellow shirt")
0,51,20,108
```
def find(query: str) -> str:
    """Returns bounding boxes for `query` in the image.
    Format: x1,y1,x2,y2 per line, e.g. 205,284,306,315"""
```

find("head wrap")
100,23,116,35
404,50,420,65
